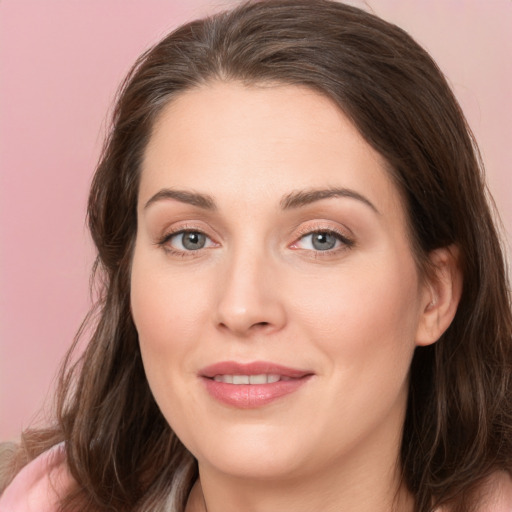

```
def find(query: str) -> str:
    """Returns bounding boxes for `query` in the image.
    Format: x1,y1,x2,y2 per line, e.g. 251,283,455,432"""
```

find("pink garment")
0,443,74,512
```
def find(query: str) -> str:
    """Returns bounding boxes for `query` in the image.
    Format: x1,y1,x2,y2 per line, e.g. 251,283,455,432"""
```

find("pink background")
1,0,511,441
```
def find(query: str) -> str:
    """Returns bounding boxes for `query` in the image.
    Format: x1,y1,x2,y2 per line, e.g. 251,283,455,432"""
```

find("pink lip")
199,361,313,409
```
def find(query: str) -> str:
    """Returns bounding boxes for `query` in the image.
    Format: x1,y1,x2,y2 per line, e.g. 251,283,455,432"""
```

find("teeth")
213,374,282,384
214,375,233,383
249,374,266,384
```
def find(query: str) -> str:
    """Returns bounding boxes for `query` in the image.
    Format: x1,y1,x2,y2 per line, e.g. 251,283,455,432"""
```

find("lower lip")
202,377,311,408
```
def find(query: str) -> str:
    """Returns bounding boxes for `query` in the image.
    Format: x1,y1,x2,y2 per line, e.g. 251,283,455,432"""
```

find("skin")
131,82,461,512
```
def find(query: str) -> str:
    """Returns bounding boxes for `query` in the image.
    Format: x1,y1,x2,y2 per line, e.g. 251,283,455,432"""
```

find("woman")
1,1,511,511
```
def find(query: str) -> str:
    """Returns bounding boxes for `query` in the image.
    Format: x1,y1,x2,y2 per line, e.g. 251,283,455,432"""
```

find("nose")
214,247,287,337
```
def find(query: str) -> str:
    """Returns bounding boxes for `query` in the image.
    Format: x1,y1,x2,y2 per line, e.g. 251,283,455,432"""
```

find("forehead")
139,81,403,219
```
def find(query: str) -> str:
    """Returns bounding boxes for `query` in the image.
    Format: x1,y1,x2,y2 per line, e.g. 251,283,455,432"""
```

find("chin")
201,451,306,481
188,425,313,480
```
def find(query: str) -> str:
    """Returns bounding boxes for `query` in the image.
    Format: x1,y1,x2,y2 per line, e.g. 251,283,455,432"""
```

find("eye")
292,229,354,252
164,230,215,251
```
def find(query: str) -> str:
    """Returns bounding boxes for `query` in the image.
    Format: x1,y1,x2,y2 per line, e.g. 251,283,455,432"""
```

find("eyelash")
156,224,355,258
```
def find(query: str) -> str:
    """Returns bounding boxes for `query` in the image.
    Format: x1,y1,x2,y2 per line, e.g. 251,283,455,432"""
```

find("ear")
415,245,463,347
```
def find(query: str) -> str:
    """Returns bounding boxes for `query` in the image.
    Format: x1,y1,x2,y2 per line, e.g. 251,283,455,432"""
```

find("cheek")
291,254,422,372
131,253,207,351
129,247,210,407
287,257,422,450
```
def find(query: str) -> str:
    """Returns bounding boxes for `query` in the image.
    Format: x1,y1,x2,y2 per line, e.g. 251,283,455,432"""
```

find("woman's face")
131,82,433,482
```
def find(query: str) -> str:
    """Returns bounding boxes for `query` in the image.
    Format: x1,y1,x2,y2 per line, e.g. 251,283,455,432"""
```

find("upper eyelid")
158,221,214,237
293,220,354,239
298,229,351,241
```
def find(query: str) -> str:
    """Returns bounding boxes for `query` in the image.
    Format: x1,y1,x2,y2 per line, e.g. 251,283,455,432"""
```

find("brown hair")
3,1,511,510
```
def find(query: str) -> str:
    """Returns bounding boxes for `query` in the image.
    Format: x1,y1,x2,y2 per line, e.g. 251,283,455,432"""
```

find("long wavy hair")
3,1,511,511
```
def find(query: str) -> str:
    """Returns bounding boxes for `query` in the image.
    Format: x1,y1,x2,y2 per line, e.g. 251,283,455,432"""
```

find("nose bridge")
214,236,286,336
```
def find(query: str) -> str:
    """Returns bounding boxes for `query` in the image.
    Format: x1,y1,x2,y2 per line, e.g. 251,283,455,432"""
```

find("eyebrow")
144,186,378,214
144,189,217,210
280,187,379,213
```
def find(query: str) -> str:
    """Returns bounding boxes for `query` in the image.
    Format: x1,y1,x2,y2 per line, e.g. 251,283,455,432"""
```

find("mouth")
199,361,313,408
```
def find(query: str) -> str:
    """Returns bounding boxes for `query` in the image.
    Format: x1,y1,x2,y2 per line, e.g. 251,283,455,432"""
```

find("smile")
200,361,313,408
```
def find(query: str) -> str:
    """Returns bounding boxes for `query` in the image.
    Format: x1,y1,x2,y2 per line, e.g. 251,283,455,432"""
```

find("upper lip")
199,361,313,379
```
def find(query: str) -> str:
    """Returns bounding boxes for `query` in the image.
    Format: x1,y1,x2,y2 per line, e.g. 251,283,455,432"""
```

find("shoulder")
435,471,512,512
0,443,74,512
480,471,512,512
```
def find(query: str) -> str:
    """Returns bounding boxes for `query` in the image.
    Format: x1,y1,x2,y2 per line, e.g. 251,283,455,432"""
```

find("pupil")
183,232,206,250
312,232,336,251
